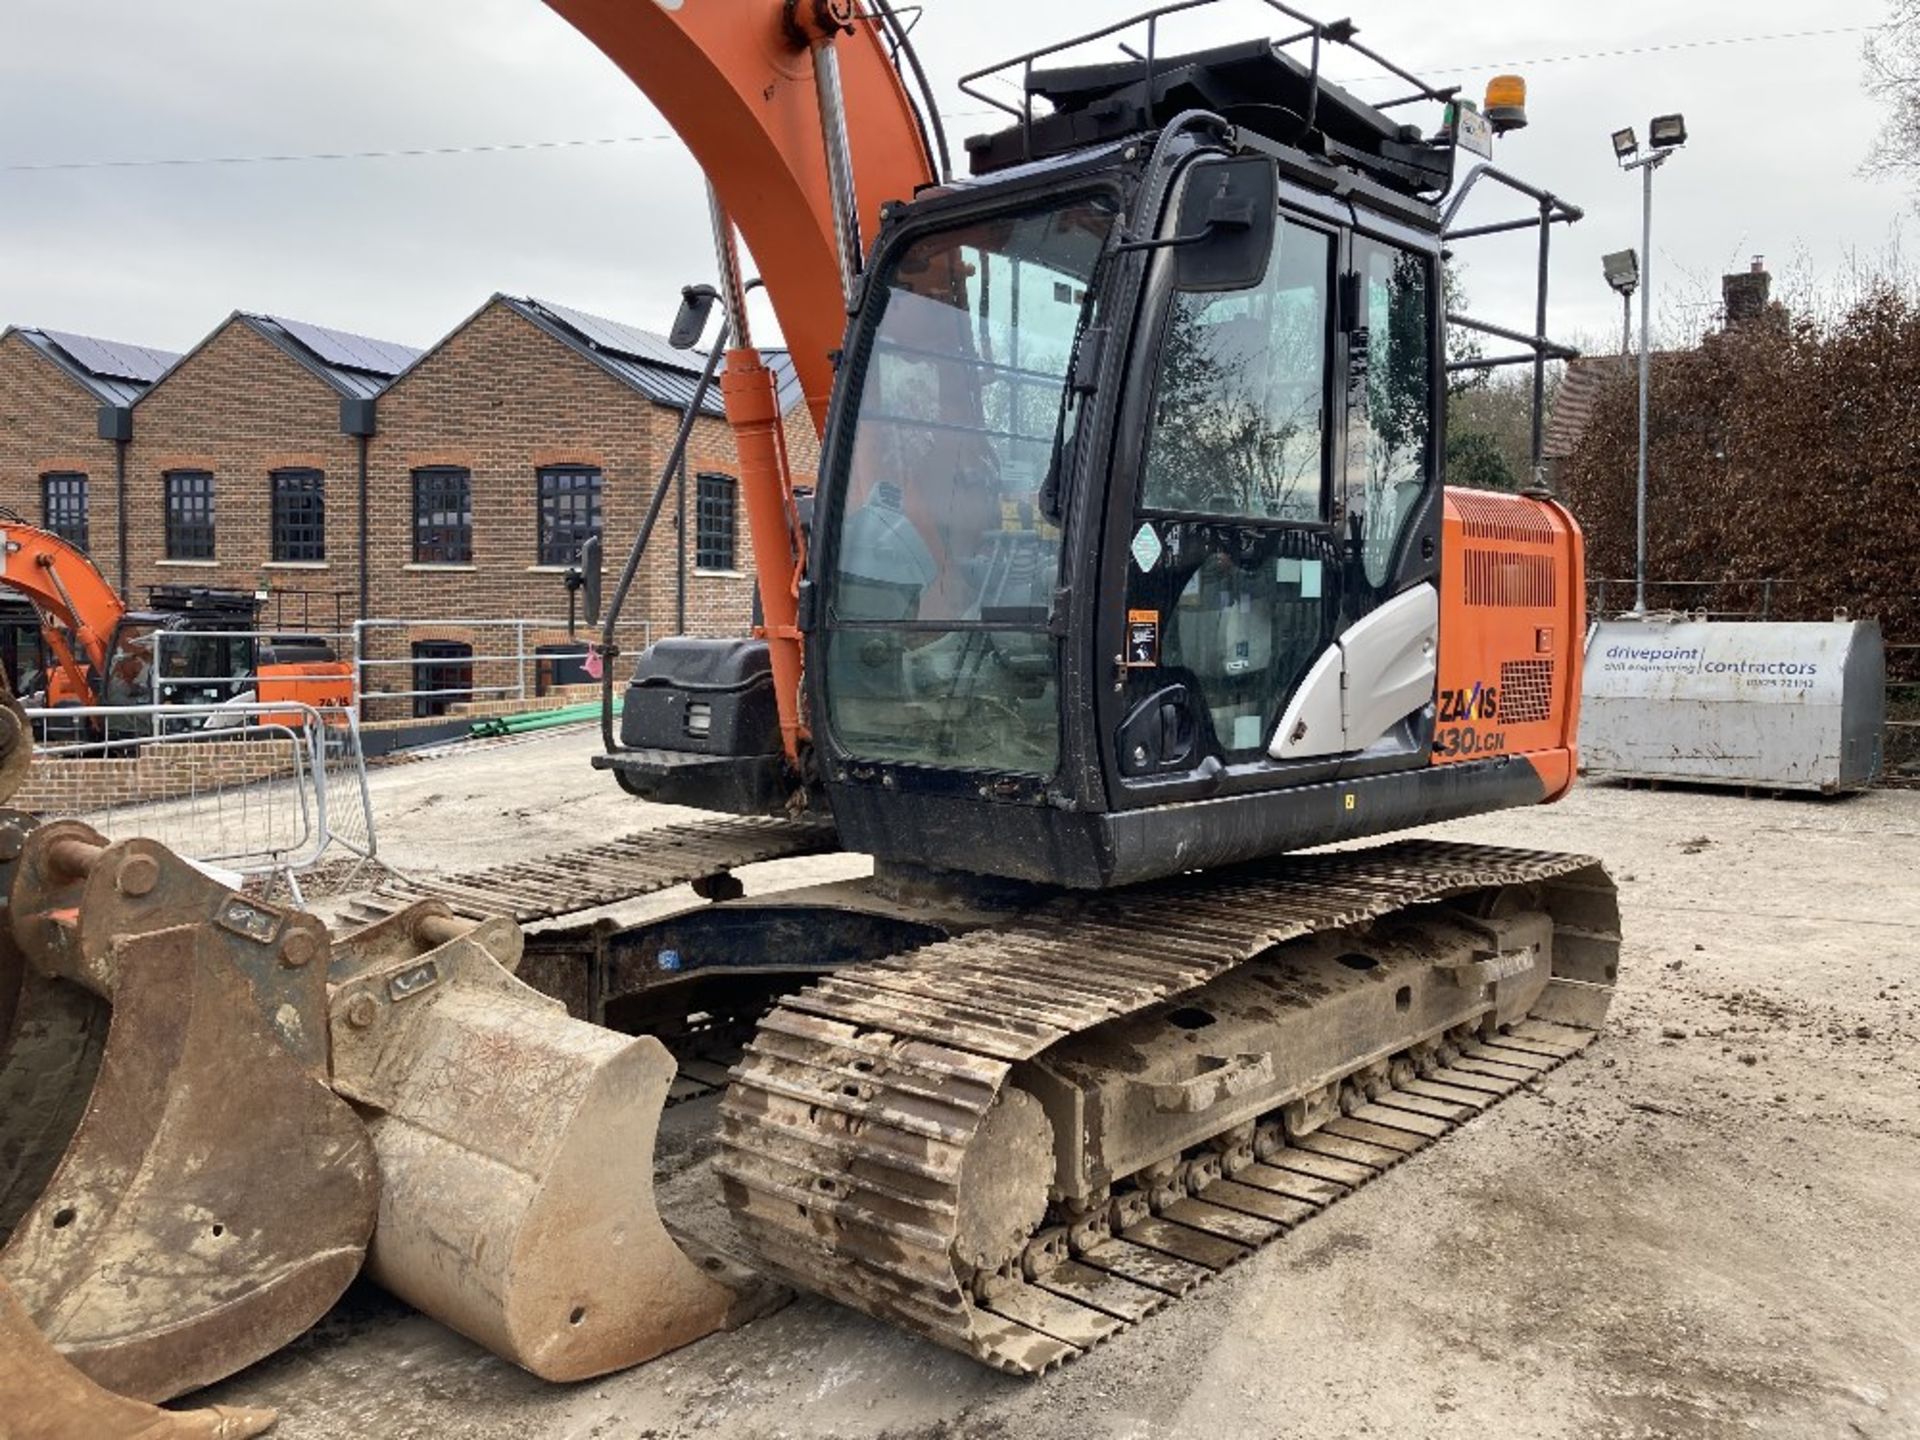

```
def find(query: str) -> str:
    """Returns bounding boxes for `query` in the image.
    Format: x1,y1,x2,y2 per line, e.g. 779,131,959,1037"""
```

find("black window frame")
410,639,473,719
412,467,473,565
269,468,326,563
695,471,739,572
164,470,216,561
535,464,603,568
40,472,89,552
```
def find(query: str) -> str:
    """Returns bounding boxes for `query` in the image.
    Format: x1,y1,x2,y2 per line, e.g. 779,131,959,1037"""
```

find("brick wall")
359,299,791,716
0,333,120,571
368,297,765,640
127,318,361,628
14,736,299,814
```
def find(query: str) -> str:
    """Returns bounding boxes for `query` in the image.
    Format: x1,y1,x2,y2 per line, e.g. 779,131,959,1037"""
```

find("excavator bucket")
0,1277,276,1440
0,818,107,1243
0,822,377,1402
328,901,780,1381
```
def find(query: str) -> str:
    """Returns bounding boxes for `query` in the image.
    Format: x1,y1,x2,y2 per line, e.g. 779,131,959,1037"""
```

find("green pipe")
470,698,619,739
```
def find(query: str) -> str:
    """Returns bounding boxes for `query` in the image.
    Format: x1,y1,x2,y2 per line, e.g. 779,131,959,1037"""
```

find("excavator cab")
598,16,1582,892
798,38,1580,887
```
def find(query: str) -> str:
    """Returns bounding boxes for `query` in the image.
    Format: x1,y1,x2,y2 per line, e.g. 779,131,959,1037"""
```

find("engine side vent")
1451,490,1560,545
1498,658,1555,724
1464,550,1557,607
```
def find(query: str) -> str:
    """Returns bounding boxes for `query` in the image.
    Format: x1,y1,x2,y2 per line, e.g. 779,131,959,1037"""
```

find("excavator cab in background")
596,20,1585,890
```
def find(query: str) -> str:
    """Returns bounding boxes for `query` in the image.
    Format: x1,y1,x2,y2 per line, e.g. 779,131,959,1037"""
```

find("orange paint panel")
1433,488,1585,800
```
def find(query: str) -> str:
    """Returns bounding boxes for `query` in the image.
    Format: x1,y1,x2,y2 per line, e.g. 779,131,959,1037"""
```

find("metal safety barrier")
21,701,376,904
351,616,655,713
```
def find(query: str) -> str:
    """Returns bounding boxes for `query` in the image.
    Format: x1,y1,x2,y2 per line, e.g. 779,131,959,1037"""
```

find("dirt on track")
212,728,1920,1440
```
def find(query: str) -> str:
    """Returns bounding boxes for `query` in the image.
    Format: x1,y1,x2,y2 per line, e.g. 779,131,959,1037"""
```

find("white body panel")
1268,583,1439,761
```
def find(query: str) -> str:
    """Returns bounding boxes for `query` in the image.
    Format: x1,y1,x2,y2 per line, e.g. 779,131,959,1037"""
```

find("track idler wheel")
0,824,377,1402
328,902,777,1381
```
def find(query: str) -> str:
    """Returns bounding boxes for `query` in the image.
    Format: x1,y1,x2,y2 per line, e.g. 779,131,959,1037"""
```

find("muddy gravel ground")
204,728,1920,1439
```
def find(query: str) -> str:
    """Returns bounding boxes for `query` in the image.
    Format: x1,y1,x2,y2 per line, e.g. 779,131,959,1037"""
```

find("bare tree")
1866,1,1920,190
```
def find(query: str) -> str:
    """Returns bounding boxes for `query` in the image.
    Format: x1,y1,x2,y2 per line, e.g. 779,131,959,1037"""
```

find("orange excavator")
0,513,352,724
0,2,1622,1427
561,0,1620,1372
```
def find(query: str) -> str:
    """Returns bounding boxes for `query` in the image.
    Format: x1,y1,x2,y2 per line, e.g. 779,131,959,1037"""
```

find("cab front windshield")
825,196,1114,775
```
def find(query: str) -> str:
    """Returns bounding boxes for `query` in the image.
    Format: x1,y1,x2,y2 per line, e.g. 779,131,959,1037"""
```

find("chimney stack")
1723,255,1771,327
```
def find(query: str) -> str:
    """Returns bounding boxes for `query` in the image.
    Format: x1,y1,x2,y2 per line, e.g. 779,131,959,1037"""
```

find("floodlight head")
1611,127,1639,162
1649,113,1688,149
1602,249,1641,296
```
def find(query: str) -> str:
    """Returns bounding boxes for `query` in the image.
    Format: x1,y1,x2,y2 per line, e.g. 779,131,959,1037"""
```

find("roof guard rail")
958,0,1460,167
1441,163,1586,488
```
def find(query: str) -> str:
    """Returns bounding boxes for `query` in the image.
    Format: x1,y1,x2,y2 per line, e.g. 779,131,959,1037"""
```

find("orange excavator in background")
0,512,353,726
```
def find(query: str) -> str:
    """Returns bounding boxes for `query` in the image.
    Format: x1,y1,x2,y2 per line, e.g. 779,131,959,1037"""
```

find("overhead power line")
1335,22,1879,82
0,132,681,174
0,22,1878,176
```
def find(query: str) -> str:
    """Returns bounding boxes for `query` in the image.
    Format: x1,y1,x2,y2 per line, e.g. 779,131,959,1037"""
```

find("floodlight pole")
1621,149,1669,614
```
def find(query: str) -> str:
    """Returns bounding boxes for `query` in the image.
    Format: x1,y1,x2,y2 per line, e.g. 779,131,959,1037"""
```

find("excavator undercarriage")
712,843,1616,1372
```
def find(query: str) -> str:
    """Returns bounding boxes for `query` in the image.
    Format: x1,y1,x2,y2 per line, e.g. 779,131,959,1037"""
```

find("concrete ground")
208,727,1920,1440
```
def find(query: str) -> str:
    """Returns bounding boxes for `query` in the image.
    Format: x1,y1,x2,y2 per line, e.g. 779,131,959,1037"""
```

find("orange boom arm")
543,0,936,429
543,1,938,759
0,520,127,706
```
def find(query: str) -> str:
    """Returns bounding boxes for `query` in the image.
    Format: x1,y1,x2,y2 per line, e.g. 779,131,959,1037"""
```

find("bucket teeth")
0,1277,277,1440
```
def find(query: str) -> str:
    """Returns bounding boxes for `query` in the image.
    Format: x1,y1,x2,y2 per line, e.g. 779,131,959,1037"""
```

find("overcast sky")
0,0,1905,362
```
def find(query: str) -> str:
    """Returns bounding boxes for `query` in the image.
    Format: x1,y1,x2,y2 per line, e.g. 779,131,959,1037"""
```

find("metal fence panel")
21,701,376,904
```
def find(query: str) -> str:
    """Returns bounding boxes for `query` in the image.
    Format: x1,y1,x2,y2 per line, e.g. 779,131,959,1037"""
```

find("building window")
41,473,88,551
410,640,473,719
536,465,602,567
164,471,215,560
270,469,325,562
534,643,592,696
412,467,472,564
696,472,738,571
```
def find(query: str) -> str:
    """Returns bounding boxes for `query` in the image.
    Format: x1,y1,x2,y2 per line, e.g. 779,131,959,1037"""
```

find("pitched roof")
1541,356,1619,461
4,326,180,406
506,296,805,417
242,313,423,400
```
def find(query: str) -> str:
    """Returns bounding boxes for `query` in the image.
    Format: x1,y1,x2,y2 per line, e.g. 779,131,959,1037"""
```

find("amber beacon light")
1484,74,1528,133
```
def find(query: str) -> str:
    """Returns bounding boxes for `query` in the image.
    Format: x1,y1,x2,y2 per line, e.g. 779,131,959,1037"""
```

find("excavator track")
343,816,838,926
716,839,1617,1374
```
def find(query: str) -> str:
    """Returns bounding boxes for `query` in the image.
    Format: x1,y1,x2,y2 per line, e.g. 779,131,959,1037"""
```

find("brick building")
124,312,420,630
0,297,820,717
360,294,809,713
0,325,179,587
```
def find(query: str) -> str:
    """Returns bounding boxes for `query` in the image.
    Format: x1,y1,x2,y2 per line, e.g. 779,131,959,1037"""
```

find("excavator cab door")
1100,177,1442,807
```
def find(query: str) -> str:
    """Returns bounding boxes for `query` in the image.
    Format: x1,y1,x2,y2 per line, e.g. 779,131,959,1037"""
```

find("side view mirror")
579,534,603,626
1172,156,1277,293
670,285,720,351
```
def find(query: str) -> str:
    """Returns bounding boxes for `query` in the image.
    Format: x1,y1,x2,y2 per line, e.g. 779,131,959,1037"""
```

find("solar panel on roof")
530,298,702,376
270,316,421,377
39,329,177,384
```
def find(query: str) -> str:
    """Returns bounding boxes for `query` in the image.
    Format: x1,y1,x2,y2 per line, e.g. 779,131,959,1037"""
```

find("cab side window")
1347,239,1433,592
